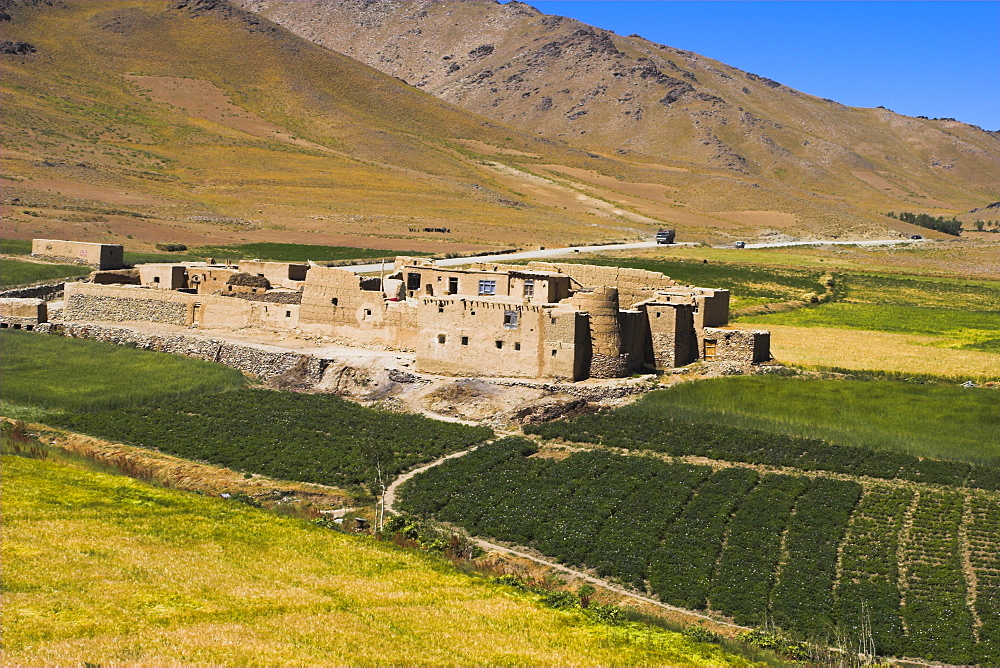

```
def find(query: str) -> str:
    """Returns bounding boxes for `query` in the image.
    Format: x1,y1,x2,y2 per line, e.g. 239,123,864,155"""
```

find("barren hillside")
238,0,1000,216
3,0,996,250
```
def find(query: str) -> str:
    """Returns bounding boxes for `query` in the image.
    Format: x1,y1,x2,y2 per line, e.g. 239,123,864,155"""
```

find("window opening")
495,340,503,349
514,342,521,351
448,277,458,294
331,298,338,306
438,334,446,344
461,336,469,346
407,272,421,290
503,310,519,329
478,279,496,296
523,279,534,299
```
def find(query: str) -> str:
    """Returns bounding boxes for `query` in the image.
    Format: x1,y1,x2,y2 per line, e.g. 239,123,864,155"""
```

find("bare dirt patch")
16,177,181,207
453,138,540,158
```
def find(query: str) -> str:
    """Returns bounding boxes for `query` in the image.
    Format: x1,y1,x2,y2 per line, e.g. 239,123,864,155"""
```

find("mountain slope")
0,0,626,249
2,0,991,250
238,0,1000,217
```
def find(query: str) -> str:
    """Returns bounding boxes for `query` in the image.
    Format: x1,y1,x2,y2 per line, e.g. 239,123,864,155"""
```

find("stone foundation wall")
65,293,187,325
589,353,630,378
704,327,771,364
57,323,330,381
0,282,66,300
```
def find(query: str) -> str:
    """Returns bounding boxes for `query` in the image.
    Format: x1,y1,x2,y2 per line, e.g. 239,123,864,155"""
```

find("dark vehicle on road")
656,228,676,244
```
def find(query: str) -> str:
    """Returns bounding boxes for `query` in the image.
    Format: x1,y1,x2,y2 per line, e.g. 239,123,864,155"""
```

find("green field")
53,389,493,488
400,439,1000,664
0,238,33,255
123,250,202,266
737,272,1000,351
632,377,1000,464
188,242,429,263
0,330,247,416
0,454,756,666
0,258,89,288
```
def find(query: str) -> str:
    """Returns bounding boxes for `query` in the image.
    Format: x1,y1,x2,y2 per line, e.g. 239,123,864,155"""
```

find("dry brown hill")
237,1,1000,218
2,0,996,251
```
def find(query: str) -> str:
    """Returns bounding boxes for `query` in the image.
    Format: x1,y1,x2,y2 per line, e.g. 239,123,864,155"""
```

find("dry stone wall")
704,327,771,364
0,281,66,300
65,293,187,325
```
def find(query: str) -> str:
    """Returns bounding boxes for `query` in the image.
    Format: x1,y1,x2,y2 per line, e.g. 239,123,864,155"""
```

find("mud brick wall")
527,261,679,307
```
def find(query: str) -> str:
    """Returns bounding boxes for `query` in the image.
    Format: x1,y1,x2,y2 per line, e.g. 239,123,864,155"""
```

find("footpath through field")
382,444,748,631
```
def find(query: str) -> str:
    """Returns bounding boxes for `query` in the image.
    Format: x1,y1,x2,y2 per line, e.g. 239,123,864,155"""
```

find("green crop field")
188,242,429,263
400,439,1000,664
123,251,202,266
0,258,89,288
52,389,492,489
0,330,247,416
1,454,756,666
613,376,1000,464
0,238,33,255
736,271,1000,350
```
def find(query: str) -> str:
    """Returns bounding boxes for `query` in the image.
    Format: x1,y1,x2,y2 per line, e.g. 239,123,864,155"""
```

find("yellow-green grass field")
0,454,757,666
0,258,89,288
760,324,1000,379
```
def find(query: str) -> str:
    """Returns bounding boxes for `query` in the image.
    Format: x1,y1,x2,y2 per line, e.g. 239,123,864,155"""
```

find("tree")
361,440,394,531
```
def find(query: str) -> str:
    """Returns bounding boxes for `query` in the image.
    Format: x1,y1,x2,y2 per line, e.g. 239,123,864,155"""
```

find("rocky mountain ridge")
237,0,1000,213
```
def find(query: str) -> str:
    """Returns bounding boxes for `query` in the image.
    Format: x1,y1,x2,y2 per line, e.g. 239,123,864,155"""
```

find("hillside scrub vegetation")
0,454,758,666
0,330,247,416
398,438,999,664
604,376,1000,464
52,389,493,489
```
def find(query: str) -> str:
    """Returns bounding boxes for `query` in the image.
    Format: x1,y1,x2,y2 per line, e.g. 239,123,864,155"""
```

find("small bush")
154,243,188,252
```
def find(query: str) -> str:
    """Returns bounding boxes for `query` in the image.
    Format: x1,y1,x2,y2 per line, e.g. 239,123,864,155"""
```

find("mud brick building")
12,240,770,381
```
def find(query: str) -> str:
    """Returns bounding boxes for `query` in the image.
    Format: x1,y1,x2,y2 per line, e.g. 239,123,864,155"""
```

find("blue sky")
524,1,1000,130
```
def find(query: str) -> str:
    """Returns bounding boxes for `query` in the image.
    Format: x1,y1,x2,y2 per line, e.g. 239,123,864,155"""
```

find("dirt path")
383,444,483,514
382,442,747,632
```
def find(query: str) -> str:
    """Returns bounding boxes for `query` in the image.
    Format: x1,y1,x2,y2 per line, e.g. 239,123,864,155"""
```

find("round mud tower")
575,286,628,378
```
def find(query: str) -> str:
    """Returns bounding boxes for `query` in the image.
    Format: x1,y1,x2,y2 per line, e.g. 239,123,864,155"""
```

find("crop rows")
770,478,862,637
898,491,976,662
399,440,987,656
525,414,1000,490
707,474,810,627
834,485,912,657
967,494,1000,663
53,389,492,488
648,467,758,610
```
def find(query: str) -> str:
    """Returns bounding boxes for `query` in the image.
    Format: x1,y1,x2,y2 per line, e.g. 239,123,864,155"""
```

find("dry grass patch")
764,324,1000,379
